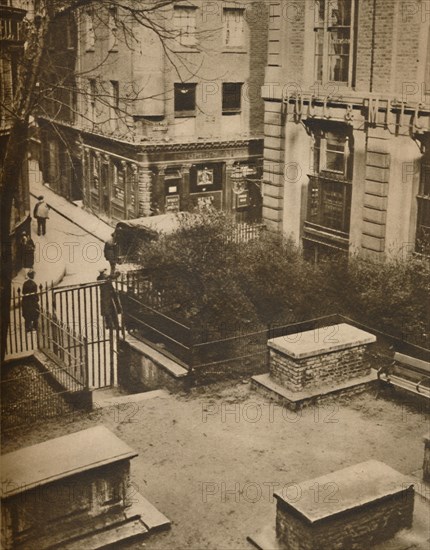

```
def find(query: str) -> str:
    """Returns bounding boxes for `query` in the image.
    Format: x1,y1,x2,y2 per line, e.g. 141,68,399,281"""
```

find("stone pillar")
262,99,285,232
180,163,192,212
225,160,235,213
130,163,138,218
423,434,430,482
137,165,153,217
361,127,390,259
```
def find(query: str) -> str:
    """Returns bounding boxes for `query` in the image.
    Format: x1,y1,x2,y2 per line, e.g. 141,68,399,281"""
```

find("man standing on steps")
104,233,118,275
33,196,50,236
22,270,40,332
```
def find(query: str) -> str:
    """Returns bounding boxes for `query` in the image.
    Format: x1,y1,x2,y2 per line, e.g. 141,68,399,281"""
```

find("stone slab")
268,323,376,359
248,492,429,550
251,371,377,409
62,518,148,550
126,490,171,532
125,334,188,378
1,426,137,498
94,389,170,409
273,460,412,524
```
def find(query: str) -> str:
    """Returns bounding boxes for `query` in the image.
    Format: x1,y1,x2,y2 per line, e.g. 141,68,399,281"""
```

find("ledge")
268,323,376,359
251,371,377,409
273,461,413,524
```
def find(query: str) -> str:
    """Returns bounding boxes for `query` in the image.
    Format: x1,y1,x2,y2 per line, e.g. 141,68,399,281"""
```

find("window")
223,8,245,48
306,126,353,235
174,5,197,46
425,31,430,98
110,80,119,129
89,78,97,121
108,7,118,51
174,83,196,116
313,129,352,179
416,160,430,255
84,10,95,51
314,0,355,85
222,83,242,114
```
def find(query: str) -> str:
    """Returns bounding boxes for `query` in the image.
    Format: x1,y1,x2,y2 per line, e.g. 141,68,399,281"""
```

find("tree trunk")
0,8,51,362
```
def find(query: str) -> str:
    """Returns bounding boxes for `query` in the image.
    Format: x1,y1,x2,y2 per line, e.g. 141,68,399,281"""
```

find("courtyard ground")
2,382,429,550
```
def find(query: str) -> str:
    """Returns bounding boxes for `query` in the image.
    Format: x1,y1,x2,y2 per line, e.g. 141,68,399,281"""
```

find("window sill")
222,111,241,116
172,47,199,53
222,48,246,54
174,113,196,118
304,221,350,242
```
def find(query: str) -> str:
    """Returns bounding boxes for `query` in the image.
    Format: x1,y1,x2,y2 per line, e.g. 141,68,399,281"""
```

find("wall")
269,345,369,392
276,487,414,550
261,0,430,260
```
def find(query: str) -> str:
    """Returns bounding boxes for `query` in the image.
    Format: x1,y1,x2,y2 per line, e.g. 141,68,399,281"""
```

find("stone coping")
274,460,413,524
1,426,137,498
424,433,430,444
268,323,376,359
248,490,429,550
252,371,377,407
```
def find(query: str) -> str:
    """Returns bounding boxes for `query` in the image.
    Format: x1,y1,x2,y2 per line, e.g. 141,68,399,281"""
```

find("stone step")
61,518,148,550
126,491,171,532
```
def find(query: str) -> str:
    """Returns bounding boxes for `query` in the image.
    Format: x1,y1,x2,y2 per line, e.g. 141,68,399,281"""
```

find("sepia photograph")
0,1,429,548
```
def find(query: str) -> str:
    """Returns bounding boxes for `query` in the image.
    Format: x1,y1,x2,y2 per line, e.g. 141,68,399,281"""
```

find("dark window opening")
416,161,430,255
174,83,196,117
222,83,242,114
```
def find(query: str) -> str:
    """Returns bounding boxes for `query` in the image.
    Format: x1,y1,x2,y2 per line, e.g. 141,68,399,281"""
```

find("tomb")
0,426,170,549
248,460,416,550
252,323,377,408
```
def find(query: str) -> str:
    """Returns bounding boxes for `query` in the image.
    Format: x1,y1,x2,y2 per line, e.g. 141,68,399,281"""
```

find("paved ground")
2,382,428,550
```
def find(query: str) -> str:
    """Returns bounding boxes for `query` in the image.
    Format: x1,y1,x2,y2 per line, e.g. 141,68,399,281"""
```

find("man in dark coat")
104,233,118,275
20,232,36,269
22,270,39,332
98,271,122,330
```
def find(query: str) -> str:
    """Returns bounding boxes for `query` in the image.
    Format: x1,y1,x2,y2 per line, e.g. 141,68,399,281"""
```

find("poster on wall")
197,167,214,186
166,194,180,212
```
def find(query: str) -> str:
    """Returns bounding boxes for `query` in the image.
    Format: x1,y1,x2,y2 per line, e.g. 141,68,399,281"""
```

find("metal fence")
229,222,266,243
1,359,78,432
38,309,88,391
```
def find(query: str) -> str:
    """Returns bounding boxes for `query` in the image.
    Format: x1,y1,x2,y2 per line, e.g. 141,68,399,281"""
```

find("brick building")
262,0,430,260
0,0,33,275
39,0,268,223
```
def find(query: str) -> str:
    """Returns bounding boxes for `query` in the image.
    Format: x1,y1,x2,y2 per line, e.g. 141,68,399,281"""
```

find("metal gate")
52,282,118,389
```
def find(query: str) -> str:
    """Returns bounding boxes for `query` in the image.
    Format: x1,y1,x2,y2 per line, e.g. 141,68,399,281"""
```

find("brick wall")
275,487,414,550
269,345,369,392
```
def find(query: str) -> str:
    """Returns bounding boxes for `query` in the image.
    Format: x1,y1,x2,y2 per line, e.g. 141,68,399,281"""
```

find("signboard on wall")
190,191,222,210
165,194,180,212
197,168,214,187
236,190,250,209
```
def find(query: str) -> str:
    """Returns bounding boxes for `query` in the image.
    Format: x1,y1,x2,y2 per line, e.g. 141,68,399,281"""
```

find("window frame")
222,83,243,115
306,125,354,236
173,5,197,47
84,9,95,52
174,83,197,117
108,6,118,52
223,7,245,49
313,0,356,87
416,160,430,255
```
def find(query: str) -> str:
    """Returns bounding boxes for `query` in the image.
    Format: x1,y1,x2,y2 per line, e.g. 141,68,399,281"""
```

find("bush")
136,209,429,348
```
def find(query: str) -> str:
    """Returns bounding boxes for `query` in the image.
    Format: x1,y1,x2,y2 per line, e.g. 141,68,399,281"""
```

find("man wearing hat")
33,196,50,236
22,270,40,332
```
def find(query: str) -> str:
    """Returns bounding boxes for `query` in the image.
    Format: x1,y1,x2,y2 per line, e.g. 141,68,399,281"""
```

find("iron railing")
37,308,88,391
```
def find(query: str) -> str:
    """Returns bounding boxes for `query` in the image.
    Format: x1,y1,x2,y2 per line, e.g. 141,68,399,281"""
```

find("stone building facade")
39,1,268,223
262,0,430,260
